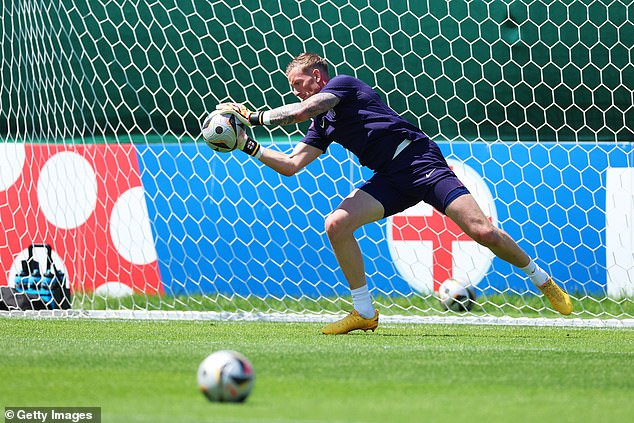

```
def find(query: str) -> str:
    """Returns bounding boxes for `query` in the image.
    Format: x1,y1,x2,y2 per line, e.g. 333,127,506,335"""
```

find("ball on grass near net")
438,278,476,312
197,350,255,403
201,111,244,152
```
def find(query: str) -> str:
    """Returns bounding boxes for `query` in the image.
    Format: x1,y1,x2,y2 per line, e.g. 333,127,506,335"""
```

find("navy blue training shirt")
300,74,430,172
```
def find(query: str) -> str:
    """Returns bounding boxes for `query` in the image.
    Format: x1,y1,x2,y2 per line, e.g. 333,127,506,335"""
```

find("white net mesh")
1,0,632,324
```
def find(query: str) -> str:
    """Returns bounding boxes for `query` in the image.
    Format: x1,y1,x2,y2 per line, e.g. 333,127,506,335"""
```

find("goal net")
1,0,633,325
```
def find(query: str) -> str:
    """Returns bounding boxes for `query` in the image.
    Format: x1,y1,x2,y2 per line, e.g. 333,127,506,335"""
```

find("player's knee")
324,212,350,242
469,225,500,247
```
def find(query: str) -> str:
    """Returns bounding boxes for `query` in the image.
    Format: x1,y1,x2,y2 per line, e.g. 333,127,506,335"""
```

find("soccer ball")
438,278,476,312
197,350,255,403
201,111,243,152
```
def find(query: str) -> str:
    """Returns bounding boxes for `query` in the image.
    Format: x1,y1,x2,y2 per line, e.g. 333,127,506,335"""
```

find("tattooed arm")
268,93,340,126
248,92,338,174
216,93,339,127
211,93,337,172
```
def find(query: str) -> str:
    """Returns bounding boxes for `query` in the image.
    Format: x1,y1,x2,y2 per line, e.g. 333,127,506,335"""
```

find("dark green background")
1,0,632,142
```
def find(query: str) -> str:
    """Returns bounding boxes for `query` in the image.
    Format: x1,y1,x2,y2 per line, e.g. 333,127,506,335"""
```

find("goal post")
1,0,633,325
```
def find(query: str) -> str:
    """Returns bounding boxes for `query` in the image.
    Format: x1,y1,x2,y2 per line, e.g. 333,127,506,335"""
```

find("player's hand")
236,126,262,158
216,102,253,127
235,125,249,150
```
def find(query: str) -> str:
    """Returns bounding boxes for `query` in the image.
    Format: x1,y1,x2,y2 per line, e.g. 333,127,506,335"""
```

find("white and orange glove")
216,102,268,127
235,125,262,158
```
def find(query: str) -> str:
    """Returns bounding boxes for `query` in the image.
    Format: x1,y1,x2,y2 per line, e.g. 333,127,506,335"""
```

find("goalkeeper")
214,52,572,334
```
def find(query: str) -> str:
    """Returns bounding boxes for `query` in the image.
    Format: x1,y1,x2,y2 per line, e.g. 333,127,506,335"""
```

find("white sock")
351,285,375,318
520,259,549,287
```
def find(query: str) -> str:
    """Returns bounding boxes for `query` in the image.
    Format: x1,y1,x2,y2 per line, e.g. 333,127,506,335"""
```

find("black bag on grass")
0,244,71,311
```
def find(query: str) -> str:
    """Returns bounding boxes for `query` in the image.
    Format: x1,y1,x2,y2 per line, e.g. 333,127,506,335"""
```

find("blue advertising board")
136,141,633,298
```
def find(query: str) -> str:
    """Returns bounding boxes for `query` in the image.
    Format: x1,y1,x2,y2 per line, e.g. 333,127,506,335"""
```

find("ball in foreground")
201,111,243,152
197,350,255,403
438,278,476,312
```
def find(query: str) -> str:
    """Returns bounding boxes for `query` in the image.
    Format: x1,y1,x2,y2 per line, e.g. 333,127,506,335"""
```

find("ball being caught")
438,278,476,312
201,111,243,152
197,350,255,403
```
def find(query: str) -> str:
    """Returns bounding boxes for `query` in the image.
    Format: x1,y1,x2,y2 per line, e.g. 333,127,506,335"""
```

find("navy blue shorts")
359,139,469,218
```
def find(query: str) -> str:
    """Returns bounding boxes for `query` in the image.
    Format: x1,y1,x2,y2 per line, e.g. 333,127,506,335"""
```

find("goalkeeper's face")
288,67,327,101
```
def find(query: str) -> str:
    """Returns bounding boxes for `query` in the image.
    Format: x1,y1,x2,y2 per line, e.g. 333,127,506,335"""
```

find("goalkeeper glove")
236,126,263,159
216,102,268,126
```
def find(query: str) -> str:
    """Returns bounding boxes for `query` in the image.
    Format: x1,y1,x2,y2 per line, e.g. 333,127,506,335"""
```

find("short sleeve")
300,119,332,152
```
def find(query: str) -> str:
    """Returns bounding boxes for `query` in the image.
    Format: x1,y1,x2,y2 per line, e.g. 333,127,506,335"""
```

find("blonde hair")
285,53,329,77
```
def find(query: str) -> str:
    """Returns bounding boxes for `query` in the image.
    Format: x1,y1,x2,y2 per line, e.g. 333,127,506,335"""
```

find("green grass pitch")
1,319,632,423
